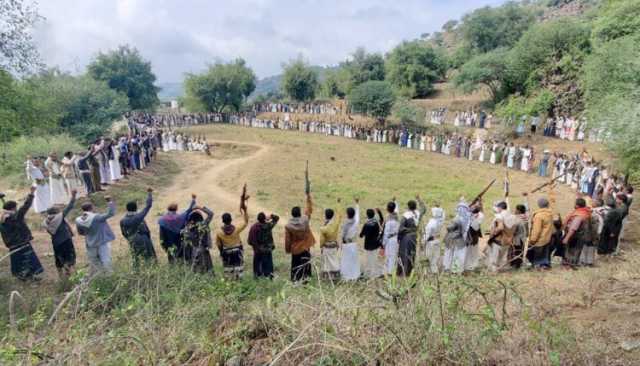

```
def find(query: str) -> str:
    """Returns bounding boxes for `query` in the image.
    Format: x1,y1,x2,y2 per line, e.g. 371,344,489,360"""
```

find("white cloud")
33,0,508,82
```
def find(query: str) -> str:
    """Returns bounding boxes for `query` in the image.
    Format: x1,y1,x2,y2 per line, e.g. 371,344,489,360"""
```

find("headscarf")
455,201,472,237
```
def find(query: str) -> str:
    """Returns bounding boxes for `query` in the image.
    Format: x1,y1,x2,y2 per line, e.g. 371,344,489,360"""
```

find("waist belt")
222,246,242,253
323,241,338,249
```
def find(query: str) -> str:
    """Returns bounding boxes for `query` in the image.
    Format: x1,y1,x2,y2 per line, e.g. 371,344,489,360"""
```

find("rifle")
530,172,567,194
304,160,311,195
240,183,249,213
470,179,496,206
504,168,510,198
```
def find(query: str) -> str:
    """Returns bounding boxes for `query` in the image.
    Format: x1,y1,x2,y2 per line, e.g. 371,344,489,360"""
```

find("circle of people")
0,110,632,284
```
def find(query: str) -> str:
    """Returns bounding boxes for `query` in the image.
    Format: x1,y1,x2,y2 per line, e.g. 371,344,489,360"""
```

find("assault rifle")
530,172,567,194
240,183,249,213
304,160,311,195
470,179,496,206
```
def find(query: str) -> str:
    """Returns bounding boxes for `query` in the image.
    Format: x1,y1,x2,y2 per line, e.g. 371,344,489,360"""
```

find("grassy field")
1,125,638,365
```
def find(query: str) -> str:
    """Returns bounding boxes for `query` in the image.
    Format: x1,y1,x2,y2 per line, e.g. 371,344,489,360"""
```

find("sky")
33,0,507,83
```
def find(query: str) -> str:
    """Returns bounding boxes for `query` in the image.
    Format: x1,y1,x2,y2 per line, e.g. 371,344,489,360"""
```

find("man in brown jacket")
528,197,554,269
285,194,315,283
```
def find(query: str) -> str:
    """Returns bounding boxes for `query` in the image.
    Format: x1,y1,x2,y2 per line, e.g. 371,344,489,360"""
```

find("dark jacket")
248,215,279,254
359,219,382,250
120,193,154,250
0,194,35,249
45,196,76,246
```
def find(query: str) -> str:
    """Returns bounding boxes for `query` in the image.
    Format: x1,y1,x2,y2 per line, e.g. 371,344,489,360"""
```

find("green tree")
343,48,385,90
391,98,425,126
592,0,640,43
504,18,591,95
281,58,319,102
183,59,256,113
385,40,447,98
0,0,42,74
321,69,347,99
459,2,536,54
87,45,160,110
348,80,396,119
453,48,509,102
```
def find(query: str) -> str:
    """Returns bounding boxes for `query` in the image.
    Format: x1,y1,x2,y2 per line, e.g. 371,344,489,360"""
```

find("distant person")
43,188,77,280
120,188,157,267
75,195,116,275
0,186,44,280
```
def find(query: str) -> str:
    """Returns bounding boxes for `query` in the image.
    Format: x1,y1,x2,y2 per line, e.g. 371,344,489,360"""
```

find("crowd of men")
0,110,633,285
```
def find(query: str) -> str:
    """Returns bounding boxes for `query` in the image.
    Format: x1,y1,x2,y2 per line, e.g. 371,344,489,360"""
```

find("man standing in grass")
120,188,157,267
44,188,78,280
0,186,44,281
159,194,197,263
248,212,280,279
75,195,116,275
285,193,315,283
318,200,342,281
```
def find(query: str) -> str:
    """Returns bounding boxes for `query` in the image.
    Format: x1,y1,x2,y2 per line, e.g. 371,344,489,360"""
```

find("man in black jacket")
248,212,279,279
0,187,44,280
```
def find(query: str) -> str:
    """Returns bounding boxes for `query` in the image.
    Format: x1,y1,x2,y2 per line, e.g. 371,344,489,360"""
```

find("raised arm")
17,189,36,221
62,191,78,218
202,206,214,225
95,200,116,222
181,195,197,218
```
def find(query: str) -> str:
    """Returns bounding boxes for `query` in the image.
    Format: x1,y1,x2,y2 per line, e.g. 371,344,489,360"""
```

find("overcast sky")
34,0,507,83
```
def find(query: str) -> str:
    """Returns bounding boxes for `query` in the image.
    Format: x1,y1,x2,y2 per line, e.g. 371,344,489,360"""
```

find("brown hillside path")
157,140,272,219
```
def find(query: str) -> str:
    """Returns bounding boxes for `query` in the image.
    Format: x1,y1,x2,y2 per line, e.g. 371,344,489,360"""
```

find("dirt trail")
156,140,271,218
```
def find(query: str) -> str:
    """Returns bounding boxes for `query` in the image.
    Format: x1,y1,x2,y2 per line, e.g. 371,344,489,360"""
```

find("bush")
348,80,396,120
0,134,84,186
392,98,425,126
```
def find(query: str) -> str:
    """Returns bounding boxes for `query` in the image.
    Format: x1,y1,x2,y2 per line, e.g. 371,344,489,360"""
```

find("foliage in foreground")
0,259,580,365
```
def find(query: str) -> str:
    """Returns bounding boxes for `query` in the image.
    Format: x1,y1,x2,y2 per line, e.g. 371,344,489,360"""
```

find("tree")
592,0,640,44
348,80,395,120
24,70,129,142
392,98,425,126
342,48,385,91
453,48,509,102
183,59,256,113
385,40,447,98
459,2,536,54
281,58,319,102
87,45,160,110
504,18,591,96
0,0,42,74
321,69,347,99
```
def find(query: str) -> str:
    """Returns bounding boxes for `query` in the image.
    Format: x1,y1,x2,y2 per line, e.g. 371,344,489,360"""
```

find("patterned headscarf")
455,200,472,237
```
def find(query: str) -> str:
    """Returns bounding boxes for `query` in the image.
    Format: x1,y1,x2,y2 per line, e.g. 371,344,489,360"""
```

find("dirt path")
156,140,272,218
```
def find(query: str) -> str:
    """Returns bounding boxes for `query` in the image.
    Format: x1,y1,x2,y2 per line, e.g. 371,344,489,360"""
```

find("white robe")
45,159,69,205
383,218,400,275
26,163,51,213
340,207,361,281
